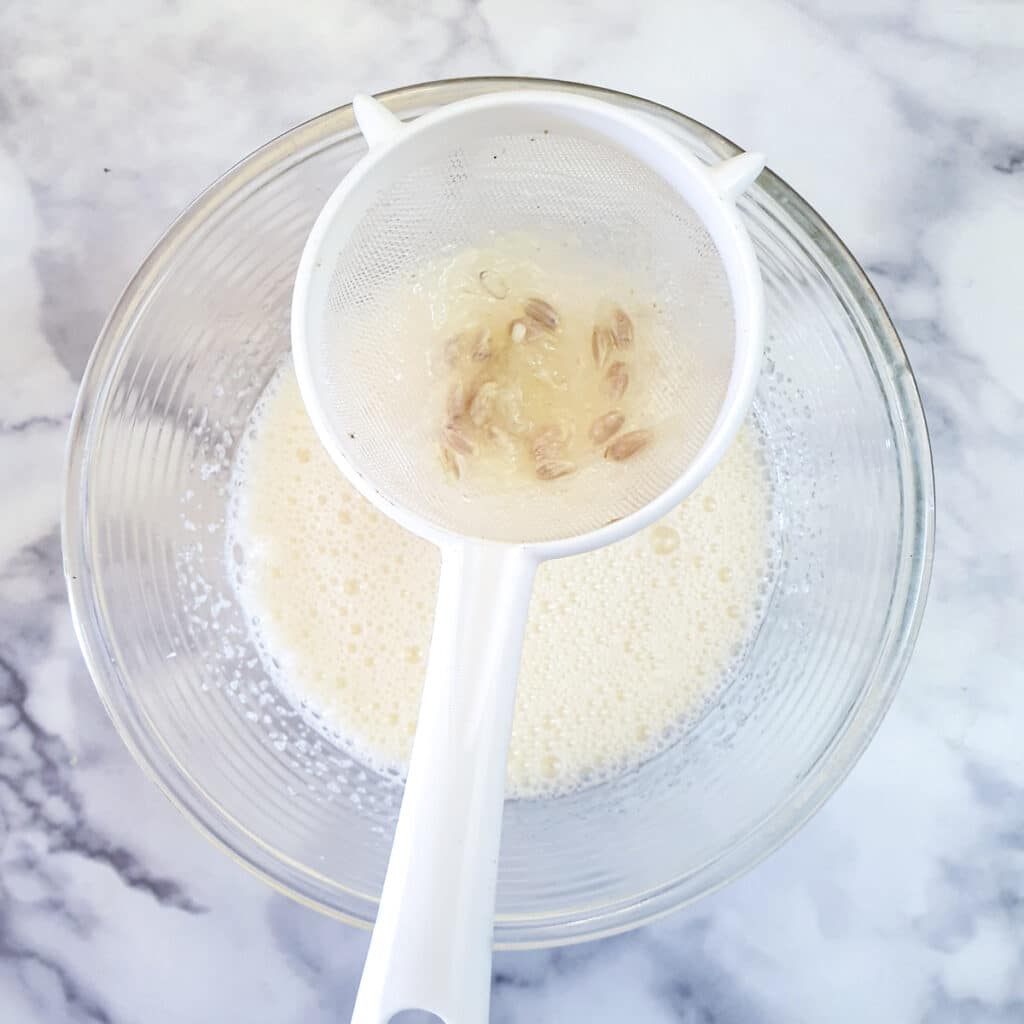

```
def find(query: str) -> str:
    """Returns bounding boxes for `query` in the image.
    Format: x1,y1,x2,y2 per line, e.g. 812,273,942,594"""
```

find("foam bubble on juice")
228,364,774,798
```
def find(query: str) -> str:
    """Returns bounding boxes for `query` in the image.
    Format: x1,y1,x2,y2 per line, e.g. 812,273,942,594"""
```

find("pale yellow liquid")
369,236,714,545
424,244,658,486
228,365,774,798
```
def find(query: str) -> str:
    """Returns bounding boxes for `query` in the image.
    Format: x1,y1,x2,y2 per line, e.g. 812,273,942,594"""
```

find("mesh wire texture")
310,130,734,543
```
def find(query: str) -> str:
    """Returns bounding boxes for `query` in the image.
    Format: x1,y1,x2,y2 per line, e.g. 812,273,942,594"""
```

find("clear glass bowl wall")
65,78,933,947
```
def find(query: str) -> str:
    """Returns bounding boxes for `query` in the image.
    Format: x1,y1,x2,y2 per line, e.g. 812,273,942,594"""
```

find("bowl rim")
62,75,935,949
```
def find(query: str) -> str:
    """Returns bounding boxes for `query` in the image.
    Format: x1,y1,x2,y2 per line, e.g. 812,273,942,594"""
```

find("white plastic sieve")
292,91,764,1024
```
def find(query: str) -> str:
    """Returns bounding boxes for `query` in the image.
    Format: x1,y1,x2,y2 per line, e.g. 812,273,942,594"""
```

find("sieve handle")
351,541,538,1024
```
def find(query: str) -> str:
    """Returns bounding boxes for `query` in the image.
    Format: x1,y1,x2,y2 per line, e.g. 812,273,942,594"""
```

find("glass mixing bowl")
63,78,934,947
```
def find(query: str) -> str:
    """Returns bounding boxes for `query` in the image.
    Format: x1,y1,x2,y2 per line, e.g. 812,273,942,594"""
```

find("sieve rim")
291,89,764,554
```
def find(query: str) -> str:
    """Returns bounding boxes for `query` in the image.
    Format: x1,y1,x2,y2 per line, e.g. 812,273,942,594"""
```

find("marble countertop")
2,1,1022,1020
